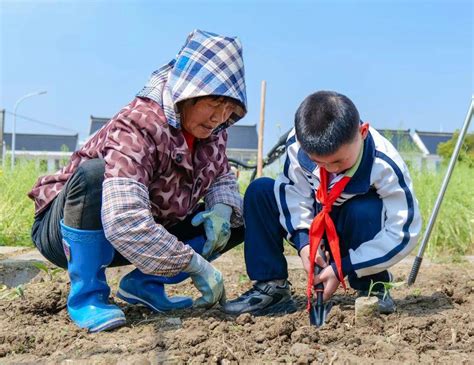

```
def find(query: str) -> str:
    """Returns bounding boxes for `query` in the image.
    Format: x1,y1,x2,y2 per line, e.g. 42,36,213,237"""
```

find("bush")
437,132,474,167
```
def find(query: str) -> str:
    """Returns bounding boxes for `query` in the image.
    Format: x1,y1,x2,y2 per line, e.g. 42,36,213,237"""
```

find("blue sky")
1,0,472,150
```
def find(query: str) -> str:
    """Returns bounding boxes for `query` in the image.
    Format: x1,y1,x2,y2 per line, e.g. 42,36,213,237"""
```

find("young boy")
224,91,422,315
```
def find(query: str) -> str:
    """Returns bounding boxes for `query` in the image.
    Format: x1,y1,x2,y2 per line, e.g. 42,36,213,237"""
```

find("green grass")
411,163,474,258
1,158,473,259
0,160,41,246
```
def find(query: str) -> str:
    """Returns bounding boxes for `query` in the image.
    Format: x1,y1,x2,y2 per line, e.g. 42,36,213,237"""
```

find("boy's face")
308,123,369,174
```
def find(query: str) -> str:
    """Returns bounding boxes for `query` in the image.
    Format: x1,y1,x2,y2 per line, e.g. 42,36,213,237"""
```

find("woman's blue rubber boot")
117,269,193,311
116,235,206,311
60,220,126,332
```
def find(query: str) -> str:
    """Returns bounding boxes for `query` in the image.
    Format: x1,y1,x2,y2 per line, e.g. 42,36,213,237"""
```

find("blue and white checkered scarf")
137,29,247,132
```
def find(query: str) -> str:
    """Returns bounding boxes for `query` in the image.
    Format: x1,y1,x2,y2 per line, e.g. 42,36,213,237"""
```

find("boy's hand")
299,244,328,274
314,265,340,301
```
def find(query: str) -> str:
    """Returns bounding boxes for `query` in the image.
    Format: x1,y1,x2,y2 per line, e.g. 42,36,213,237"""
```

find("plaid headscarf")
137,29,247,132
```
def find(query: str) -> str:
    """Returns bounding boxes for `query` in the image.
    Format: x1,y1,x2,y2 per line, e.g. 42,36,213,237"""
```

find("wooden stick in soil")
256,80,266,178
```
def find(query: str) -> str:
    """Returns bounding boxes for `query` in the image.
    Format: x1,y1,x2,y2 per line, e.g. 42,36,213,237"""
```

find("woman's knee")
65,159,105,201
64,159,105,229
74,159,105,190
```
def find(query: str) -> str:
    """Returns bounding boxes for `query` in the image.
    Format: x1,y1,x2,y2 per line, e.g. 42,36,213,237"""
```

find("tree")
437,132,474,167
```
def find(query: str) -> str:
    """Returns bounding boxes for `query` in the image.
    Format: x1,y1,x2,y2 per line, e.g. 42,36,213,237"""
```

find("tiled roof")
226,124,258,150
414,130,453,155
3,133,78,152
89,116,110,135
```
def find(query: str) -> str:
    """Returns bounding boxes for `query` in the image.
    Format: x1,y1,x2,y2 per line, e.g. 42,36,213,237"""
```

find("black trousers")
31,159,245,269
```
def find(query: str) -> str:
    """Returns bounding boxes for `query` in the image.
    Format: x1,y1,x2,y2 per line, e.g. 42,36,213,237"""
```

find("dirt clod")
235,312,254,325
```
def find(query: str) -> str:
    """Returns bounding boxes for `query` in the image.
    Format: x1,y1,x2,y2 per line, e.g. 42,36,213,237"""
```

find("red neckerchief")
183,130,196,154
307,167,350,311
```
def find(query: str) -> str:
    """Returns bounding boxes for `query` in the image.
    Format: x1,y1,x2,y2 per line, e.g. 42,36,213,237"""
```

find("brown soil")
1,250,473,364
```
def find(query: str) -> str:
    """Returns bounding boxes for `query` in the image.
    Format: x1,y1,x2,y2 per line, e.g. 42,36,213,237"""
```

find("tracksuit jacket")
274,126,422,278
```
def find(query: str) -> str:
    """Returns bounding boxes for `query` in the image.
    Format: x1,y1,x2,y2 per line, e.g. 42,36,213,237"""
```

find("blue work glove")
184,252,226,308
191,203,232,259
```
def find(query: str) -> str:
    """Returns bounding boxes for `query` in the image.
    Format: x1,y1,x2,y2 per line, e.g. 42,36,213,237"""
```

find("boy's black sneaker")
357,290,396,314
223,280,297,315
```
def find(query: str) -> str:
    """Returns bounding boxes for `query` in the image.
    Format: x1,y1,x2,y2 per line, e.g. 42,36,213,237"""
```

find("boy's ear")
360,122,370,139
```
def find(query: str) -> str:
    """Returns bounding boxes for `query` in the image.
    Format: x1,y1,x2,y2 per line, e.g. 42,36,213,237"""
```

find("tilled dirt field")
1,250,473,364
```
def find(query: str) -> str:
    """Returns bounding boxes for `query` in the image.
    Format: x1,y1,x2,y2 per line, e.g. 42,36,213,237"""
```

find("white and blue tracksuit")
243,127,422,290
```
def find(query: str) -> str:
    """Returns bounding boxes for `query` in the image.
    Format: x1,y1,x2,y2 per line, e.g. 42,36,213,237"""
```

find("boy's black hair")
295,91,360,156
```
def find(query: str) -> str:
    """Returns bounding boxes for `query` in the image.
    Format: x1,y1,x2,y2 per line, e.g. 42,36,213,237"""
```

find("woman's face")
180,96,237,138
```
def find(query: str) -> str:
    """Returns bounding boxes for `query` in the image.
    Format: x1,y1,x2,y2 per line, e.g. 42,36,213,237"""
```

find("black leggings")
31,159,244,269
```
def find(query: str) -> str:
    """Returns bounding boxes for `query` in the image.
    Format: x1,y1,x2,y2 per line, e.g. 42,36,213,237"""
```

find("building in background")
375,129,424,170
225,124,258,164
89,116,109,136
2,133,77,171
376,128,456,171
87,116,259,164
412,130,453,171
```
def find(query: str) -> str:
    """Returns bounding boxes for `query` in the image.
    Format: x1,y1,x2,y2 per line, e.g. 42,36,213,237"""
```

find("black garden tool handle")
310,240,327,327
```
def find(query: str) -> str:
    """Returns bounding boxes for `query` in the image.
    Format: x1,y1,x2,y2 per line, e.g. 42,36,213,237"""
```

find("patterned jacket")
29,97,242,274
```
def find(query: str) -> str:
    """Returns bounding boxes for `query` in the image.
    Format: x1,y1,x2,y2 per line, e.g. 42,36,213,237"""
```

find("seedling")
0,284,25,300
355,280,404,324
14,285,25,299
33,262,64,281
367,279,405,300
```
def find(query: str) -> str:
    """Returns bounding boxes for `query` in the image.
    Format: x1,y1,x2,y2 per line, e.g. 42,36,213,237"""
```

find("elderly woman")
28,30,247,332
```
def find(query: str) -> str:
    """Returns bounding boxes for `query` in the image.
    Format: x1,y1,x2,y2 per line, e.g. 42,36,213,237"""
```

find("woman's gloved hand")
191,203,232,258
184,252,226,308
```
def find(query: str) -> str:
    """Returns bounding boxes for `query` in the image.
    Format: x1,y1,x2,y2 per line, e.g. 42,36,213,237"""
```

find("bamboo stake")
257,80,266,178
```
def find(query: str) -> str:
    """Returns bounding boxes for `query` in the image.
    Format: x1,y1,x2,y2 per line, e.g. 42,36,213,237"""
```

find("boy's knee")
341,193,383,226
244,177,275,204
